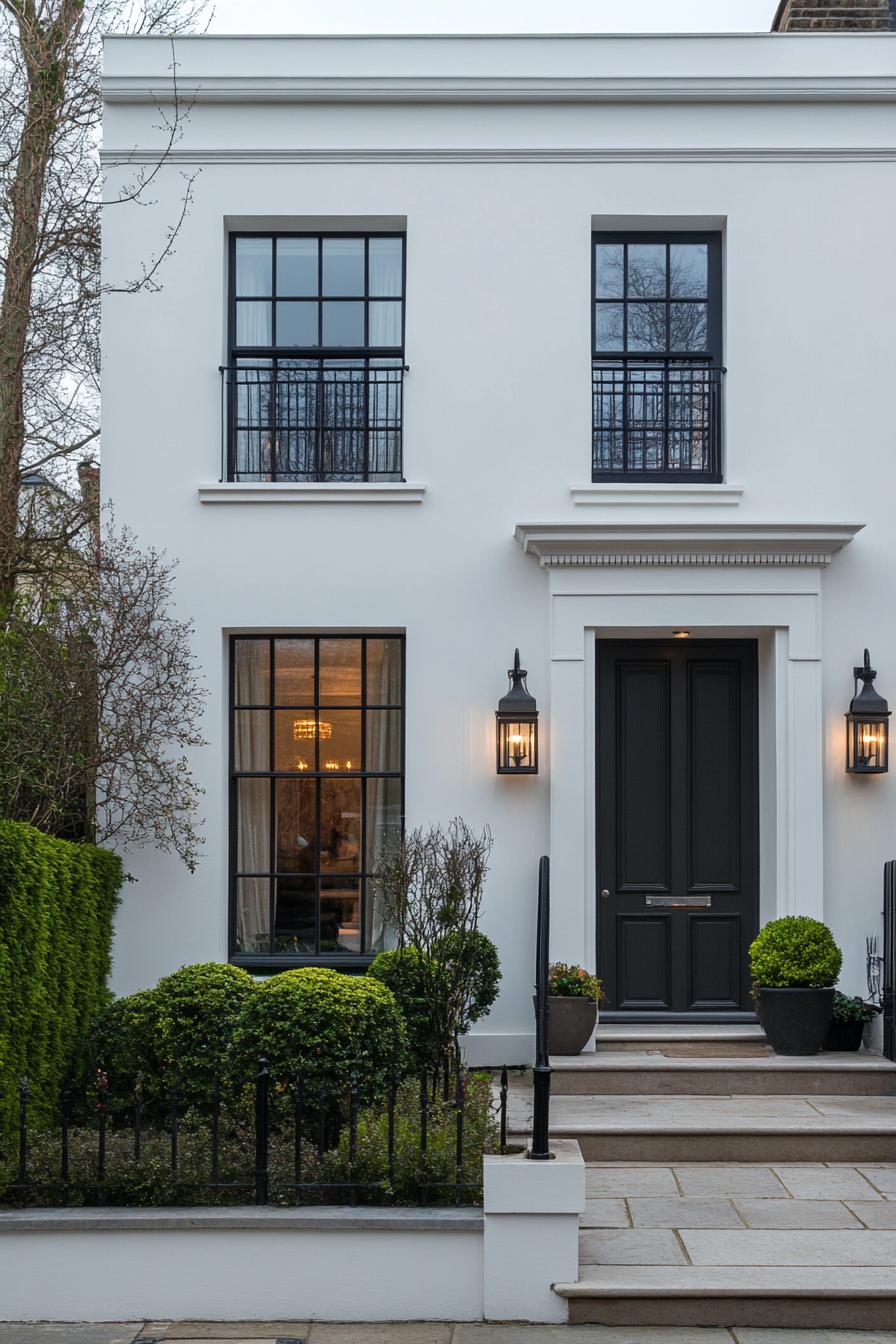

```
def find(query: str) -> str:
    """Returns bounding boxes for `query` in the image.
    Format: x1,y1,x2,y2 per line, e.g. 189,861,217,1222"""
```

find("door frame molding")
543,563,827,976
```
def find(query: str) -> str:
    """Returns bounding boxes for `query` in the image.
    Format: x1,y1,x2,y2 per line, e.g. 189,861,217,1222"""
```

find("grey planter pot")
755,986,835,1056
539,995,598,1056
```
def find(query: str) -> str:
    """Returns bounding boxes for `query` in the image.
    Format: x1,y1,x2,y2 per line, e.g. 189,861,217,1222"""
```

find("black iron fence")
592,360,723,481
220,362,405,483
4,1057,509,1209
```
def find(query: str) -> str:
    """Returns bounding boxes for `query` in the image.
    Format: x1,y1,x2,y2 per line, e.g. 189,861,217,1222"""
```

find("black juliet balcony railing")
221,363,406,483
592,361,724,481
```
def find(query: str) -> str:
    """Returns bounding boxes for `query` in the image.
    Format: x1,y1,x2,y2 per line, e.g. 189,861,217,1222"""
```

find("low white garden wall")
0,1141,584,1323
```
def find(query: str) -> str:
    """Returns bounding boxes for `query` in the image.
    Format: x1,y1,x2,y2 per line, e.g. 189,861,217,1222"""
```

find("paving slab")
581,1198,632,1228
0,1331,141,1344
628,1197,743,1229
857,1166,896,1195
454,1329,734,1342
579,1228,688,1265
139,1329,309,1341
682,1228,896,1266
674,1167,787,1199
734,1332,896,1343
585,1166,678,1197
846,1200,896,1228
734,1198,862,1229
771,1165,882,1200
306,1327,452,1344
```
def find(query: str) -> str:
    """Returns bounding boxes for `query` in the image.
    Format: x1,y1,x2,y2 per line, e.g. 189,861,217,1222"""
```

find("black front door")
597,640,759,1015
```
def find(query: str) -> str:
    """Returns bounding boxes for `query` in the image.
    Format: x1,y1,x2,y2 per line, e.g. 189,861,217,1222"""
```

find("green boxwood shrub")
230,967,407,1106
154,963,255,1104
89,988,162,1108
368,948,438,1073
0,821,122,1131
438,929,502,1030
749,916,842,989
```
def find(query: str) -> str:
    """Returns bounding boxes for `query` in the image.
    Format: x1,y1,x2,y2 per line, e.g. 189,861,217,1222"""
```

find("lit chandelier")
292,718,333,741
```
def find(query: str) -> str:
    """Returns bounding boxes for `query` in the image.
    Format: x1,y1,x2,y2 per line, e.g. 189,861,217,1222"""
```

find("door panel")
617,915,671,1009
598,640,758,1015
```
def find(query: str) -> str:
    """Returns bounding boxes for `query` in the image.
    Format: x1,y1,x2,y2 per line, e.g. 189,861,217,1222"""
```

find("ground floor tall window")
230,633,404,965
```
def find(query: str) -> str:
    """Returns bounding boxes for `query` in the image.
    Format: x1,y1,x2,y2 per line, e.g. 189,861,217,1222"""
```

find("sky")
206,0,781,36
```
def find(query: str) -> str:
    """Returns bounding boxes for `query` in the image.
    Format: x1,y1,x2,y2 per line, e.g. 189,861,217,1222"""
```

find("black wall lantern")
496,649,539,774
846,649,890,774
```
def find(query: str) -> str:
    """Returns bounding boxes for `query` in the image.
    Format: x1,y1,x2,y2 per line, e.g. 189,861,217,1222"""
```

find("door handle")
600,889,610,899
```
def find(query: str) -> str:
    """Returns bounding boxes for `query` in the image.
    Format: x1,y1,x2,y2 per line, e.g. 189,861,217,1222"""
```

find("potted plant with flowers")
750,916,842,1056
541,962,603,1056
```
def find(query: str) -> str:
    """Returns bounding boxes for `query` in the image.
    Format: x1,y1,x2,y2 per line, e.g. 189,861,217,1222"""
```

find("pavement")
5,1326,896,1343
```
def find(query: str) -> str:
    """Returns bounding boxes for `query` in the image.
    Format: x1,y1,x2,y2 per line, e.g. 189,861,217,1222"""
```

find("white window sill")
197,481,426,504
570,482,744,507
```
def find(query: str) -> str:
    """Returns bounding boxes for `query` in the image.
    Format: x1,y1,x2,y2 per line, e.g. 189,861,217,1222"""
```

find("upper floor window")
592,233,723,481
225,233,406,483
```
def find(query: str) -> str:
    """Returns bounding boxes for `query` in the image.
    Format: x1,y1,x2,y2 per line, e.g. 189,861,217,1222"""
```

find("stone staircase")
507,1024,896,1329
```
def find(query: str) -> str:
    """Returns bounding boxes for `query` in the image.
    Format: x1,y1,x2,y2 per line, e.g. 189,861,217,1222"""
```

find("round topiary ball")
749,916,842,989
231,967,407,1106
89,988,163,1111
437,929,502,1031
153,962,256,1104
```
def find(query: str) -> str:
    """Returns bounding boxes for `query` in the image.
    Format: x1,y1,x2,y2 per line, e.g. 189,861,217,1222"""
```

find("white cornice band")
100,145,896,166
514,521,864,569
101,74,896,106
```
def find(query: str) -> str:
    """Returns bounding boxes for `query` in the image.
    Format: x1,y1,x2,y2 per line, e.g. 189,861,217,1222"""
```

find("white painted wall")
101,34,896,1053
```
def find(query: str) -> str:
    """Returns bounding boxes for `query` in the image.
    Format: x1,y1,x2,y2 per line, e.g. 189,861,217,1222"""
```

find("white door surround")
515,521,863,975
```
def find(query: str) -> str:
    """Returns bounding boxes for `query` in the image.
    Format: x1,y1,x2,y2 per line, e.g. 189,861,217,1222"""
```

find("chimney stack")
772,0,895,28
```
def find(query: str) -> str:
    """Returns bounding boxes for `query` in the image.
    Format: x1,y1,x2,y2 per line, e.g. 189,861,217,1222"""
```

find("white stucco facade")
101,31,896,1059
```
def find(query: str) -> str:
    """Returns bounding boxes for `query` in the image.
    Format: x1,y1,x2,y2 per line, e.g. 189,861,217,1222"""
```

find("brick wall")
772,0,894,28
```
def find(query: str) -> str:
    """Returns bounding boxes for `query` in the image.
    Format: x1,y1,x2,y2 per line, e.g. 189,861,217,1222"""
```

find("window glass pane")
320,877,361,954
273,875,316,954
235,878,269,954
627,243,666,298
365,710,401,773
274,710,323,772
670,243,708,298
237,779,270,872
320,779,362,871
366,638,402,703
321,711,362,773
595,303,624,351
320,638,362,703
275,638,315,704
322,301,365,347
595,243,624,299
670,302,707,351
236,301,272,346
368,237,403,296
368,301,401,347
365,776,402,873
234,639,270,704
275,778,317,872
628,302,667,352
322,237,365,295
277,237,318,296
233,710,269,771
235,237,272,296
276,301,318,347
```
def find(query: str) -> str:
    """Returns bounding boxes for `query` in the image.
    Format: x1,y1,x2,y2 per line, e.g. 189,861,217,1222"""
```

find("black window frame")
228,632,406,972
591,230,724,483
225,231,407,484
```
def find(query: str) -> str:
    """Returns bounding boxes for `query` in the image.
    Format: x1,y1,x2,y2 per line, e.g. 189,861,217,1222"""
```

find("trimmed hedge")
749,916,842,989
368,948,439,1073
0,820,122,1131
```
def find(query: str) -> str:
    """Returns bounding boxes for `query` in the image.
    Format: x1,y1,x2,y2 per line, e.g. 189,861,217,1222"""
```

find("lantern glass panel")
849,717,888,773
499,719,536,772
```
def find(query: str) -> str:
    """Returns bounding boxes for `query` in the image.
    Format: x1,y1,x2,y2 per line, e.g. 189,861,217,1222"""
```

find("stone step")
555,1265,896,1330
506,1093,896,1162
547,1051,896,1096
595,1024,770,1057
